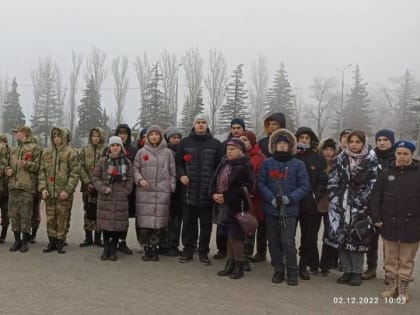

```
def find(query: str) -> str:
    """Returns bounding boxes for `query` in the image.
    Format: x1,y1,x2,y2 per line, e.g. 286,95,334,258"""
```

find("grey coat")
92,156,134,232
134,140,176,229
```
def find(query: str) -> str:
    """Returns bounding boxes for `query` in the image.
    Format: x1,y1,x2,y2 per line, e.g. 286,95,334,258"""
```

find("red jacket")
247,144,266,220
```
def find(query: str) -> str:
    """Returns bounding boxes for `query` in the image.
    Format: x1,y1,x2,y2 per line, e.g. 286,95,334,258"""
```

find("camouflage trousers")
82,191,97,231
8,190,33,233
32,195,41,229
0,193,9,226
45,198,72,240
140,228,166,247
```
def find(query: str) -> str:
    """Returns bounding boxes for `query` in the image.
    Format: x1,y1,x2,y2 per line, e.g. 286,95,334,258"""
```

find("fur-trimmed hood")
263,112,286,135
269,128,297,155
88,127,106,145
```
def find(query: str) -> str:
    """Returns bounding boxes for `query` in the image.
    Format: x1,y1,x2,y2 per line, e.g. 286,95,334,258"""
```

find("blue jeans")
265,215,298,274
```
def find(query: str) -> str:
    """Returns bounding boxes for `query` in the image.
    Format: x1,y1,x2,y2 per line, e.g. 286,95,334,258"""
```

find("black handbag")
350,214,377,244
86,190,98,221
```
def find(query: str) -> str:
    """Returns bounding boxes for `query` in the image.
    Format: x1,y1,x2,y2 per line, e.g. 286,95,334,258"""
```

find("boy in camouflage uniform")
79,127,106,247
38,127,80,254
0,134,10,243
4,125,42,252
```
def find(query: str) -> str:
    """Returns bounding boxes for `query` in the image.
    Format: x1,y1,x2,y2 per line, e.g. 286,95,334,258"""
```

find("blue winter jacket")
258,157,310,217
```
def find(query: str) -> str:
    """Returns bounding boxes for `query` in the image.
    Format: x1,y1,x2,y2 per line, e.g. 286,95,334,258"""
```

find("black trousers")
365,231,379,267
181,204,212,256
319,212,339,270
216,226,228,254
298,211,323,269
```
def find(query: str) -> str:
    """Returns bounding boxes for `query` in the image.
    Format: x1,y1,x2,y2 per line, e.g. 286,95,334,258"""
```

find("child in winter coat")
371,140,420,303
92,136,134,261
325,130,379,286
258,129,310,286
134,125,176,262
210,138,254,280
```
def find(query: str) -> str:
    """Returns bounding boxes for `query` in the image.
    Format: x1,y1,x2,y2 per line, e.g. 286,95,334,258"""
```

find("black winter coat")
209,156,254,225
370,160,420,243
295,149,328,214
374,147,395,169
176,129,223,207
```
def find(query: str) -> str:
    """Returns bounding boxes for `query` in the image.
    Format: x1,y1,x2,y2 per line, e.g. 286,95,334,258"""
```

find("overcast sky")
0,0,419,126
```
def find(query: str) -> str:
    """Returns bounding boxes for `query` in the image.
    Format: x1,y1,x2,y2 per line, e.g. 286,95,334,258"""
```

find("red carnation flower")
48,176,55,183
112,169,119,176
183,154,193,162
24,152,32,161
140,139,145,146
143,154,149,161
269,170,282,180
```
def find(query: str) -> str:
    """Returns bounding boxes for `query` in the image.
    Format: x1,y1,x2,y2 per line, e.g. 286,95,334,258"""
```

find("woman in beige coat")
134,125,176,261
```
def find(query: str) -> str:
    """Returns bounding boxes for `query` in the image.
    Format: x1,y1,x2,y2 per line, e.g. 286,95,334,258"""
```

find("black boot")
150,246,159,262
29,227,38,244
56,239,66,254
230,261,244,280
109,238,118,261
101,237,110,261
94,231,104,247
337,272,352,284
79,230,93,247
142,246,151,261
272,270,285,284
348,273,363,286
43,238,57,253
0,224,9,243
199,251,211,266
243,257,252,272
287,273,299,286
217,259,235,276
299,266,311,280
20,233,30,252
117,240,133,255
9,231,21,252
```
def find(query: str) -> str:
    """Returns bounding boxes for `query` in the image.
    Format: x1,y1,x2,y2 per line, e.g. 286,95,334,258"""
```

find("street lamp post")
339,64,352,132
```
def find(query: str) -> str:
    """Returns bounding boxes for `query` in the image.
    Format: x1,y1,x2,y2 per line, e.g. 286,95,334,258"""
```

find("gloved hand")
282,196,290,205
271,198,277,208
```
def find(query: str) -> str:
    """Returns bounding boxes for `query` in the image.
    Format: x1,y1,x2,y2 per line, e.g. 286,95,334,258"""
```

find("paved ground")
0,192,418,315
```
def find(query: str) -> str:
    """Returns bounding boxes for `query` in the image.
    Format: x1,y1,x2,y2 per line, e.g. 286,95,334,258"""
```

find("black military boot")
43,238,57,253
9,231,21,252
141,246,151,262
230,261,244,280
337,272,352,284
56,239,66,254
100,237,110,261
109,238,118,262
20,233,30,252
94,231,104,247
287,273,299,286
217,259,235,276
29,227,38,244
79,230,93,247
0,223,9,243
150,246,159,262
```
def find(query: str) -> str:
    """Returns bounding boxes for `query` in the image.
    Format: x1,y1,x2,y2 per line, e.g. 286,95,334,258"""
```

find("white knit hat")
108,136,124,148
193,113,210,126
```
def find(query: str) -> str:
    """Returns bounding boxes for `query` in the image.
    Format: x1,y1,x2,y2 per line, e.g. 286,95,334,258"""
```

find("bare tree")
84,46,107,90
249,55,269,138
69,51,83,134
55,64,67,127
180,47,204,132
112,55,129,125
160,50,180,126
305,78,337,139
133,52,152,129
205,48,227,133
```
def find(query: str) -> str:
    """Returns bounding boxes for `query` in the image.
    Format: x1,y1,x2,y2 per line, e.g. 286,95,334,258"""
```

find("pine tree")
180,88,205,134
76,76,108,141
395,70,417,139
31,59,62,146
2,78,25,134
341,65,373,135
218,64,249,132
265,63,296,131
139,63,170,129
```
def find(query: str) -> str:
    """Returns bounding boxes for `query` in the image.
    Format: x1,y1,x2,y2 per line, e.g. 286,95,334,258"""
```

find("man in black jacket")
258,112,286,157
177,114,223,265
295,127,328,280
363,129,395,280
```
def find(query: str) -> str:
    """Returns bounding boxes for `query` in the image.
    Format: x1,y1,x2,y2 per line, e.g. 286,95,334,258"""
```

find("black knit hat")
321,138,337,151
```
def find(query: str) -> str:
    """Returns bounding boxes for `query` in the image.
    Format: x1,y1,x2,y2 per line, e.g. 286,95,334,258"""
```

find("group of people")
0,112,419,304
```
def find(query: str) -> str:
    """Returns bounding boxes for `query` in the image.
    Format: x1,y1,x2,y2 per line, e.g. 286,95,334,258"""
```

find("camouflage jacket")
5,136,43,194
0,145,10,193
38,127,80,199
79,128,106,191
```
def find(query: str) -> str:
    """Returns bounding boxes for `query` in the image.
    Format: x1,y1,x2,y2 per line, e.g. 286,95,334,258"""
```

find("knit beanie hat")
230,118,246,130
165,127,182,141
241,130,257,146
276,135,290,144
321,138,337,151
108,136,124,149
375,129,395,145
394,140,416,153
193,113,210,126
226,138,246,152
